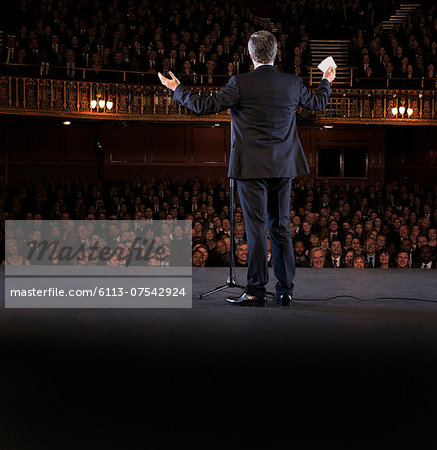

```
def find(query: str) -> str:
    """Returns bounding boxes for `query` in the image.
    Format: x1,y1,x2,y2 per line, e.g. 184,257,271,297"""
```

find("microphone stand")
199,177,245,299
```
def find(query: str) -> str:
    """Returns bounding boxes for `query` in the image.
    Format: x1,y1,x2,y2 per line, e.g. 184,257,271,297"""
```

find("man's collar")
254,63,276,71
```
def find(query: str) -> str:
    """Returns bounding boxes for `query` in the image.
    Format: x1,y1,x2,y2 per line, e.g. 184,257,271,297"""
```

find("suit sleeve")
173,75,240,115
299,78,331,111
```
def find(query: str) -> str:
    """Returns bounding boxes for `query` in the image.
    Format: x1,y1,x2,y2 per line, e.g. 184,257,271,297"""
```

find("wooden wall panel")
150,125,186,162
315,128,370,143
192,125,227,163
65,125,96,161
7,122,26,161
27,124,61,161
298,126,314,167
107,125,146,162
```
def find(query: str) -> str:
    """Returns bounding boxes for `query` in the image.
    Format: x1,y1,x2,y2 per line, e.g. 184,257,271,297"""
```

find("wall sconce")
407,108,413,117
90,100,97,109
391,107,398,115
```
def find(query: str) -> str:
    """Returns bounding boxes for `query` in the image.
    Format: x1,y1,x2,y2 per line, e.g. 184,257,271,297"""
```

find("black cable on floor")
292,295,437,304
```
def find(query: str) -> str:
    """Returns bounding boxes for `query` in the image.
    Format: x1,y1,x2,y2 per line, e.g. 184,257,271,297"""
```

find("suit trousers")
237,177,295,296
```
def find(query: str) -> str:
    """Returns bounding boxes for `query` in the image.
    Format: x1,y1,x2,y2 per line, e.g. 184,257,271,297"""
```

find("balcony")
0,66,436,125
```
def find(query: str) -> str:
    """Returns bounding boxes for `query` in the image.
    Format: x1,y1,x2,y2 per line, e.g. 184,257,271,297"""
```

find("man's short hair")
248,31,277,64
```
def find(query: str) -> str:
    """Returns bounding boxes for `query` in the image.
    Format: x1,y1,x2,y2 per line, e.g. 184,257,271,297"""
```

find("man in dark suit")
324,241,343,268
159,31,335,306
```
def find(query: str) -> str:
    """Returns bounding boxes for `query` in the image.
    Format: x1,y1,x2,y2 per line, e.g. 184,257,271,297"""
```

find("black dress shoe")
226,292,267,307
275,293,293,306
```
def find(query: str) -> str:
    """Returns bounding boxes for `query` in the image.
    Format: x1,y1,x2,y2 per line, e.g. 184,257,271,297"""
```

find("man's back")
229,66,330,178
173,66,331,179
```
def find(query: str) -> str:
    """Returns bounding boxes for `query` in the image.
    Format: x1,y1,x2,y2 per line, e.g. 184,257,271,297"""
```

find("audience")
1,0,435,86
1,174,435,269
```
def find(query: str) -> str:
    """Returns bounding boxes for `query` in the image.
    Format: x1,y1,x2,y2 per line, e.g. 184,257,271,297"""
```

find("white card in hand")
317,56,337,73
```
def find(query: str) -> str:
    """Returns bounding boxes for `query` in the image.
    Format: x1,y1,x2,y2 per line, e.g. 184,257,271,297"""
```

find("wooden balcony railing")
0,75,436,124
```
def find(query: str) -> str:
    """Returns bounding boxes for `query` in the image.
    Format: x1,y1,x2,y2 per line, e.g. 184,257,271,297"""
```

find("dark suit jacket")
173,65,331,178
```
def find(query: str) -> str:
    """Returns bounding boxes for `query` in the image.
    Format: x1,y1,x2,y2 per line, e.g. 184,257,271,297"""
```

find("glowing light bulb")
407,108,413,116
399,106,405,115
106,100,113,110
98,99,105,109
90,100,97,109
391,107,398,115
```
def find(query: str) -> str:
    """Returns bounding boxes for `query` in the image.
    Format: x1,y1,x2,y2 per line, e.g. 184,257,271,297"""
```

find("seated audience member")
363,238,377,268
193,244,209,266
396,251,410,269
234,242,248,267
208,239,230,267
192,249,205,267
412,246,436,269
427,228,436,254
4,239,30,266
343,249,355,268
377,249,391,269
351,238,363,255
294,240,310,267
324,240,343,267
63,49,80,79
352,254,367,269
310,247,325,269
320,237,330,254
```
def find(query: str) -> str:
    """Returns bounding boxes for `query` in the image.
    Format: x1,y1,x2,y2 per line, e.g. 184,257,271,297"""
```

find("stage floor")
1,267,437,449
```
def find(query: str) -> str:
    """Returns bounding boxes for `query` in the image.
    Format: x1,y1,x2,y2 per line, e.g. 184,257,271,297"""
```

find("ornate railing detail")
0,76,435,124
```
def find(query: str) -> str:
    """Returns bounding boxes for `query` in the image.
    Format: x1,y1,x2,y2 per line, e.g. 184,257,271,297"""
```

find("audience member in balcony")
87,52,104,80
63,49,79,79
384,62,395,80
28,38,41,65
357,54,375,80
39,50,54,77
230,52,246,76
290,54,307,77
16,48,27,65
179,60,196,85
145,49,160,74
225,61,235,78
100,47,112,71
392,46,405,71
167,49,179,73
112,51,131,73
1,36,18,64
78,43,91,68
425,41,437,66
424,63,436,87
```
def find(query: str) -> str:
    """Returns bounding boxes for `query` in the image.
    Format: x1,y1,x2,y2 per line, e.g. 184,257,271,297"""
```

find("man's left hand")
158,71,180,91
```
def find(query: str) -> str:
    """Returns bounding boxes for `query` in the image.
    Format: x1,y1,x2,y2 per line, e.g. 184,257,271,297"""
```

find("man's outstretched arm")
158,71,240,115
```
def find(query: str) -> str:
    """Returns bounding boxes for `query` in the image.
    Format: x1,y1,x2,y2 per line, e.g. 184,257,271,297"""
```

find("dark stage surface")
1,267,437,449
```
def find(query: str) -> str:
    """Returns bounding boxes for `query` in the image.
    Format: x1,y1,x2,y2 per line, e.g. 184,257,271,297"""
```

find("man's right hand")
324,66,336,83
